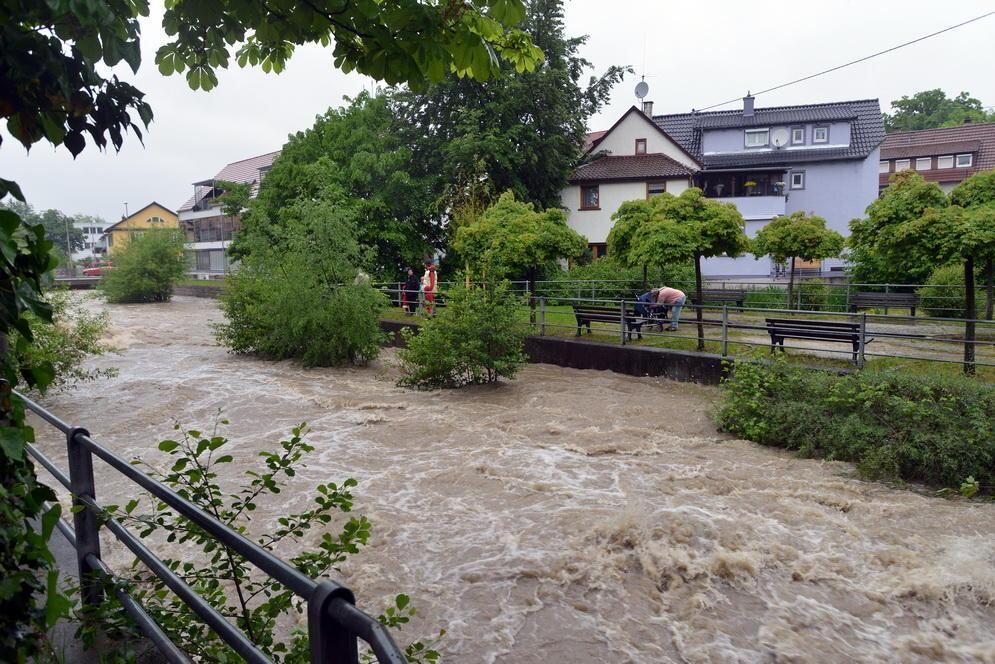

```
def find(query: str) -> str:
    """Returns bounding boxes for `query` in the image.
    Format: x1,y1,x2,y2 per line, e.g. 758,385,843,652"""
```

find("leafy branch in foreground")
90,418,440,662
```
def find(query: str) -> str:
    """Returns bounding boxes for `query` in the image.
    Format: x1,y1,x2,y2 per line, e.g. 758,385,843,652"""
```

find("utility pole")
63,215,73,275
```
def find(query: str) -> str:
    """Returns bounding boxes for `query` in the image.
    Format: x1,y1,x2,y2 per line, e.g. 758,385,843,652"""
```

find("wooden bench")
690,289,747,308
572,304,661,341
848,291,919,316
765,318,874,363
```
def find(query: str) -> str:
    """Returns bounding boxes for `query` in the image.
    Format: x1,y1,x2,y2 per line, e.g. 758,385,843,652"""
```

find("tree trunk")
788,257,796,311
695,255,704,351
964,256,976,376
985,257,993,321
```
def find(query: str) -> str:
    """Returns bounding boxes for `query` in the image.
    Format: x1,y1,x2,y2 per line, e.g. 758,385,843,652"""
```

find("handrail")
13,386,406,663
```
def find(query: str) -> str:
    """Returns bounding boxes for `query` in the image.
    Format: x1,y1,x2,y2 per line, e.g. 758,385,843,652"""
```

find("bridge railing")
6,381,406,664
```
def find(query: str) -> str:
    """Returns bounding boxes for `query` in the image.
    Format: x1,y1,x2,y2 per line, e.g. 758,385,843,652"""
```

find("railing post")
619,300,626,346
884,284,890,315
721,305,729,357
308,581,359,664
67,426,103,607
857,313,867,369
539,296,546,336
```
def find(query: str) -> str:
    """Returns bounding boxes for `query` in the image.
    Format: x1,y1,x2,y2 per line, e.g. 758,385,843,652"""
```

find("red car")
82,262,113,277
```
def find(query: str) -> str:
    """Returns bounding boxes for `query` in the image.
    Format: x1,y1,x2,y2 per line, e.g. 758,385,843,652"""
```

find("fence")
532,295,995,374
8,382,407,664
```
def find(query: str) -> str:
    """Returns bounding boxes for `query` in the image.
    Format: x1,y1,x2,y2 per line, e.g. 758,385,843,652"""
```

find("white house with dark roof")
178,150,280,277
564,96,885,277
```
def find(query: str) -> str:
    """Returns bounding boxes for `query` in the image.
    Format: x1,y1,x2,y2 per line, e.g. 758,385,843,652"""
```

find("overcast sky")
3,0,995,223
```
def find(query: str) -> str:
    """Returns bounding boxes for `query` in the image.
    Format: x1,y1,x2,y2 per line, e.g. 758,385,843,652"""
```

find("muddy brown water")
31,295,995,663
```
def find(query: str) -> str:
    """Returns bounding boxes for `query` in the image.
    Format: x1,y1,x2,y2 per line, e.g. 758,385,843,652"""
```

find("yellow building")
103,202,179,256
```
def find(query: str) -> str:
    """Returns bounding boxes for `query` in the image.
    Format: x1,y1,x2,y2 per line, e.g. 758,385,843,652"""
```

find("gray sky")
3,0,995,222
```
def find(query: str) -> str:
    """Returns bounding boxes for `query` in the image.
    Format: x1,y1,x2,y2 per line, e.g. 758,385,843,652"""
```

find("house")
879,122,995,194
101,202,179,256
177,150,280,277
72,219,110,260
563,96,885,277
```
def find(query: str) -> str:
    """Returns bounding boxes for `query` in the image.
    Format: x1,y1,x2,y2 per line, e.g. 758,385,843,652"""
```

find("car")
82,262,113,277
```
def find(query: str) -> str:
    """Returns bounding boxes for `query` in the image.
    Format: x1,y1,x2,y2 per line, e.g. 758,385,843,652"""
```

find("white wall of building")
562,178,691,243
72,219,109,260
595,111,699,169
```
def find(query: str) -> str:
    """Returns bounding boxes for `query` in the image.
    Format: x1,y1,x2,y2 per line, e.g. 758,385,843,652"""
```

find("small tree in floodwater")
751,211,845,309
91,420,442,662
610,189,749,350
399,281,528,389
101,229,188,303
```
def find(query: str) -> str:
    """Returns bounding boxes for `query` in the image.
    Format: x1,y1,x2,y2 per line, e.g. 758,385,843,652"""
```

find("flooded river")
32,295,995,663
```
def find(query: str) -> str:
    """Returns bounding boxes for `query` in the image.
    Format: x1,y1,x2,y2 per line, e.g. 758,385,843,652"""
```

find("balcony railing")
709,194,786,220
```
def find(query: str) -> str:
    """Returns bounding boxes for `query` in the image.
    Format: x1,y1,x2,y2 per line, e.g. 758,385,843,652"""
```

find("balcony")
718,195,786,221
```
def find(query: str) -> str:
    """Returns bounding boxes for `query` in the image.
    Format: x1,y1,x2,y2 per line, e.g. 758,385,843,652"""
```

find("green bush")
541,257,695,303
101,230,188,303
216,201,386,366
798,278,829,311
718,357,995,488
743,286,788,309
399,281,527,388
919,264,969,318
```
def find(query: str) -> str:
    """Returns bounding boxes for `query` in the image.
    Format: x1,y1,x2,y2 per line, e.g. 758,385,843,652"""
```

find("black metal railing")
7,382,406,663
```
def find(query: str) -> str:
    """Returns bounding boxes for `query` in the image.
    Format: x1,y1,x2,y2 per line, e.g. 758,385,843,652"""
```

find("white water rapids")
31,295,995,663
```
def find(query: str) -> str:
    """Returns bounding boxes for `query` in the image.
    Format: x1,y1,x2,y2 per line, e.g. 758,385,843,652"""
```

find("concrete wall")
596,111,699,168
562,178,690,243
702,121,852,154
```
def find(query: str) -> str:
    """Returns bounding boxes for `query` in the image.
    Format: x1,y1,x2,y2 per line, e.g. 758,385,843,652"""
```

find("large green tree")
0,202,88,259
239,92,436,274
883,89,995,133
394,0,628,213
608,188,749,350
752,212,845,309
950,170,995,320
0,0,541,656
848,170,949,285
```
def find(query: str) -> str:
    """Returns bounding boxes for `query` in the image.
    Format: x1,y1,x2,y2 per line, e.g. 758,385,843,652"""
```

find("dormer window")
956,153,973,168
744,129,769,148
813,126,829,143
635,138,647,155
791,127,805,145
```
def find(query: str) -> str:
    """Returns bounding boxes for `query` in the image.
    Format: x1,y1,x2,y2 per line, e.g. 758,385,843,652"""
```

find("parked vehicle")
82,262,113,277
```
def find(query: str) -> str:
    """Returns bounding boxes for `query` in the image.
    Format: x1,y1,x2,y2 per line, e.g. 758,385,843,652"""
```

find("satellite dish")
634,80,649,100
771,128,790,149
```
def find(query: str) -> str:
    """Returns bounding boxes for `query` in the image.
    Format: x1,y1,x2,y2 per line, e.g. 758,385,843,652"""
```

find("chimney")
743,93,755,117
642,100,654,117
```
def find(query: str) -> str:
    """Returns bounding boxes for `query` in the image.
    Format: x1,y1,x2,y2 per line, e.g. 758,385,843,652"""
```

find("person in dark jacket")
402,268,420,314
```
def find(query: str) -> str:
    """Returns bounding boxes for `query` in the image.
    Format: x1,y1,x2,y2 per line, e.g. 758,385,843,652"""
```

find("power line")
697,10,995,112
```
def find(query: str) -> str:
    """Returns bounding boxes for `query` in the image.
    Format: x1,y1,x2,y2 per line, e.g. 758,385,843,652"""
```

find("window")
588,243,607,259
646,181,667,198
812,126,829,143
791,127,805,145
148,216,164,225
915,157,931,171
745,128,769,148
635,138,647,155
879,161,890,174
895,159,911,171
937,155,954,169
580,185,600,210
956,153,973,168
790,171,805,190
107,234,113,247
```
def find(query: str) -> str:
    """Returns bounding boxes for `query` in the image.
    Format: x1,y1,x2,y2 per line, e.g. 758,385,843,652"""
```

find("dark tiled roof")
178,150,281,212
694,105,856,129
584,130,607,151
880,123,995,171
654,99,884,169
569,154,695,183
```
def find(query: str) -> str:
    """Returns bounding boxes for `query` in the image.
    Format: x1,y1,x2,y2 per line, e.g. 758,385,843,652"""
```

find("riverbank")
31,296,995,662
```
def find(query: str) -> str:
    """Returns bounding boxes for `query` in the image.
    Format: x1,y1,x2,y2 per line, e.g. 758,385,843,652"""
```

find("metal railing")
532,295,995,373
7,382,406,664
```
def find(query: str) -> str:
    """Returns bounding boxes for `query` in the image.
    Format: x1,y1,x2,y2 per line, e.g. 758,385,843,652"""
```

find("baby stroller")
635,292,670,331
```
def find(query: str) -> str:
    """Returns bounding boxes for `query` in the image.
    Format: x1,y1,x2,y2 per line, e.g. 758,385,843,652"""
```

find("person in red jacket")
421,261,438,315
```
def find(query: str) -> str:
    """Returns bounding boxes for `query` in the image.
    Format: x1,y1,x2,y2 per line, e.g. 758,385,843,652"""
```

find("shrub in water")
718,357,995,489
101,229,188,303
216,201,386,366
399,281,527,388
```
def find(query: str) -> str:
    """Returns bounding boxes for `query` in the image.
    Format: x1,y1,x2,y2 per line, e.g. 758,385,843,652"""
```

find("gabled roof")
178,150,281,212
654,98,885,169
569,154,695,183
583,130,607,152
880,122,995,170
587,106,700,167
102,202,176,234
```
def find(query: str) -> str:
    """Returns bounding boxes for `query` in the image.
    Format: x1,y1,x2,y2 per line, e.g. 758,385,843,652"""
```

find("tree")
848,171,949,285
101,229,189,303
752,212,845,309
394,0,628,213
608,188,749,350
606,196,659,287
452,191,587,294
883,89,995,133
0,202,86,260
239,93,437,274
950,170,995,320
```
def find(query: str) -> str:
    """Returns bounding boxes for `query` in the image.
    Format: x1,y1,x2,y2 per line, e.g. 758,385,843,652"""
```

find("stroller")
635,291,670,331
